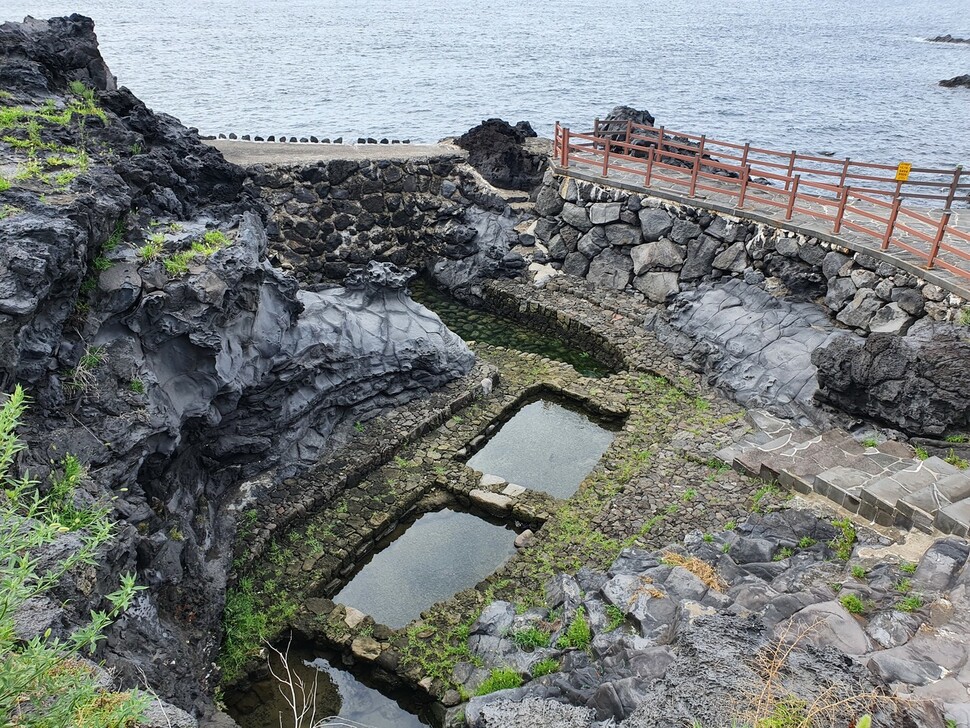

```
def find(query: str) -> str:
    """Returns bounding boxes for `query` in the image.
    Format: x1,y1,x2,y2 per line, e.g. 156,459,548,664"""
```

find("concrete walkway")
206,139,466,166
559,156,970,301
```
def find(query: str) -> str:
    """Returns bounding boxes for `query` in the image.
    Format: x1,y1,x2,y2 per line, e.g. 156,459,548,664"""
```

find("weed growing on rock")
839,593,865,614
797,537,816,548
959,308,970,327
946,434,970,444
219,576,299,683
945,448,968,469
138,235,165,261
828,518,857,561
894,578,912,594
897,594,924,613
914,446,929,460
475,667,523,696
511,627,550,650
0,386,148,725
751,482,781,513
773,547,794,561
899,561,917,574
682,488,698,502
851,565,868,580
862,437,879,448
702,533,714,543
0,204,21,219
92,255,112,271
530,658,560,678
605,604,625,632
557,606,592,650
128,379,145,394
0,176,9,192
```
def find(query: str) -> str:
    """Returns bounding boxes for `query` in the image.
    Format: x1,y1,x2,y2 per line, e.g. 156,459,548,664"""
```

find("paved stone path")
717,410,970,537
559,156,970,300
207,139,466,166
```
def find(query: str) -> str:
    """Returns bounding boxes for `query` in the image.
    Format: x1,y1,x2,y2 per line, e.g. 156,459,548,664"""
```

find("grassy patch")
828,518,857,561
897,594,924,613
530,658,559,678
945,448,968,470
511,626,550,650
219,576,299,683
475,667,523,696
839,593,865,615
850,565,868,580
556,606,592,650
605,604,625,632
899,561,917,574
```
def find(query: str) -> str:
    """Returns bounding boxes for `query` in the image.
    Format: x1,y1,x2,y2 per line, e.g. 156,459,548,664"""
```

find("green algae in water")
410,280,611,378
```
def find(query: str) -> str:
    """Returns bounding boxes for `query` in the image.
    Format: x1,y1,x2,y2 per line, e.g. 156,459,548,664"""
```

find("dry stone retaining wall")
528,174,966,336
249,156,524,297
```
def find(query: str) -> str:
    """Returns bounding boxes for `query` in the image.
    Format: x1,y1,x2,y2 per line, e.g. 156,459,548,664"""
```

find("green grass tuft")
530,658,560,678
475,667,523,696
839,593,865,614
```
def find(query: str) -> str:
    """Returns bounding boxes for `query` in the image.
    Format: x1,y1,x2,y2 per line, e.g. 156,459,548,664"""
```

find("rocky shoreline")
3,14,970,728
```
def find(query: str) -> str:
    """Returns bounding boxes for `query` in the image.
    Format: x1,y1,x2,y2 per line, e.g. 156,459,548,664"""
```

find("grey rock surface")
645,278,853,424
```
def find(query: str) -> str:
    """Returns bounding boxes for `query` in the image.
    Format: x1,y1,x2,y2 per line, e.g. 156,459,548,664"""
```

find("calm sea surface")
3,0,969,166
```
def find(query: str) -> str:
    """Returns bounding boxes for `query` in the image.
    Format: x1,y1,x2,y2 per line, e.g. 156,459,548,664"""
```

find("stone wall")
250,156,525,298
525,174,966,336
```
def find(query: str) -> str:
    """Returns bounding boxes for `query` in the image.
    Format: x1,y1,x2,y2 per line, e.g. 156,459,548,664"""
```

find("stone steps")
717,410,970,537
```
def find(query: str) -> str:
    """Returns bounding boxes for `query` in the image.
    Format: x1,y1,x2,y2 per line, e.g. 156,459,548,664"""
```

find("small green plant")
353,420,365,433
829,518,857,561
894,578,912,594
724,519,736,531
945,448,968,469
899,561,917,574
0,204,22,219
959,307,970,327
128,379,145,394
945,717,958,728
92,255,112,272
839,593,865,615
862,437,879,448
751,482,780,513
945,434,969,444
851,565,868,580
163,251,192,276
475,667,523,696
130,142,142,155
393,455,413,469
665,503,679,515
511,627,550,650
530,658,559,678
914,445,930,461
605,604,625,632
556,607,592,650
0,175,10,192
102,220,125,251
897,594,924,613
773,547,794,561
702,533,714,543
797,536,817,548
721,543,731,553
682,488,698,502
138,234,165,262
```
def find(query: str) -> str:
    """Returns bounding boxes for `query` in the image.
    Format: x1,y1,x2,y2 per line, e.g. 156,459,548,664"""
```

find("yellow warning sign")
895,162,912,182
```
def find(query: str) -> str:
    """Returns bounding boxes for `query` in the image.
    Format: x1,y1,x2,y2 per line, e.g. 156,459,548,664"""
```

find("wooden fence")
554,120,970,280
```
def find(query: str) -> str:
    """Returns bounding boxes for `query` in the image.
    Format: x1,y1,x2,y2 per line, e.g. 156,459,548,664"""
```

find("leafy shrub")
839,593,865,615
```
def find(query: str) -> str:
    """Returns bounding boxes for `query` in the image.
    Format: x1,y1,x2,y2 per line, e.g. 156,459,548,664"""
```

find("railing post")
928,211,952,269
945,165,964,210
561,127,570,168
738,164,751,209
645,147,654,186
656,125,665,160
689,135,706,197
625,119,632,151
784,150,796,191
839,157,851,188
554,121,560,162
834,185,850,234
741,142,750,168
883,194,902,250
594,118,600,138
785,174,800,220
602,138,611,177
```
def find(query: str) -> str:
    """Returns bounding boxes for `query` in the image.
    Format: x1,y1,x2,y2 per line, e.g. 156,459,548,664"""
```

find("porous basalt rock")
940,74,970,88
458,509,959,727
455,118,547,191
0,15,475,719
812,320,970,437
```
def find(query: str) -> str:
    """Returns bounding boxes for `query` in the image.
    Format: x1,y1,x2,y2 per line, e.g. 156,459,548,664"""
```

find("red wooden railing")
553,120,970,281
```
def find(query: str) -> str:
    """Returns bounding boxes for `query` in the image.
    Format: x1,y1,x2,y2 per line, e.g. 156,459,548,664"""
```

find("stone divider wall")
527,174,966,336
249,156,524,291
